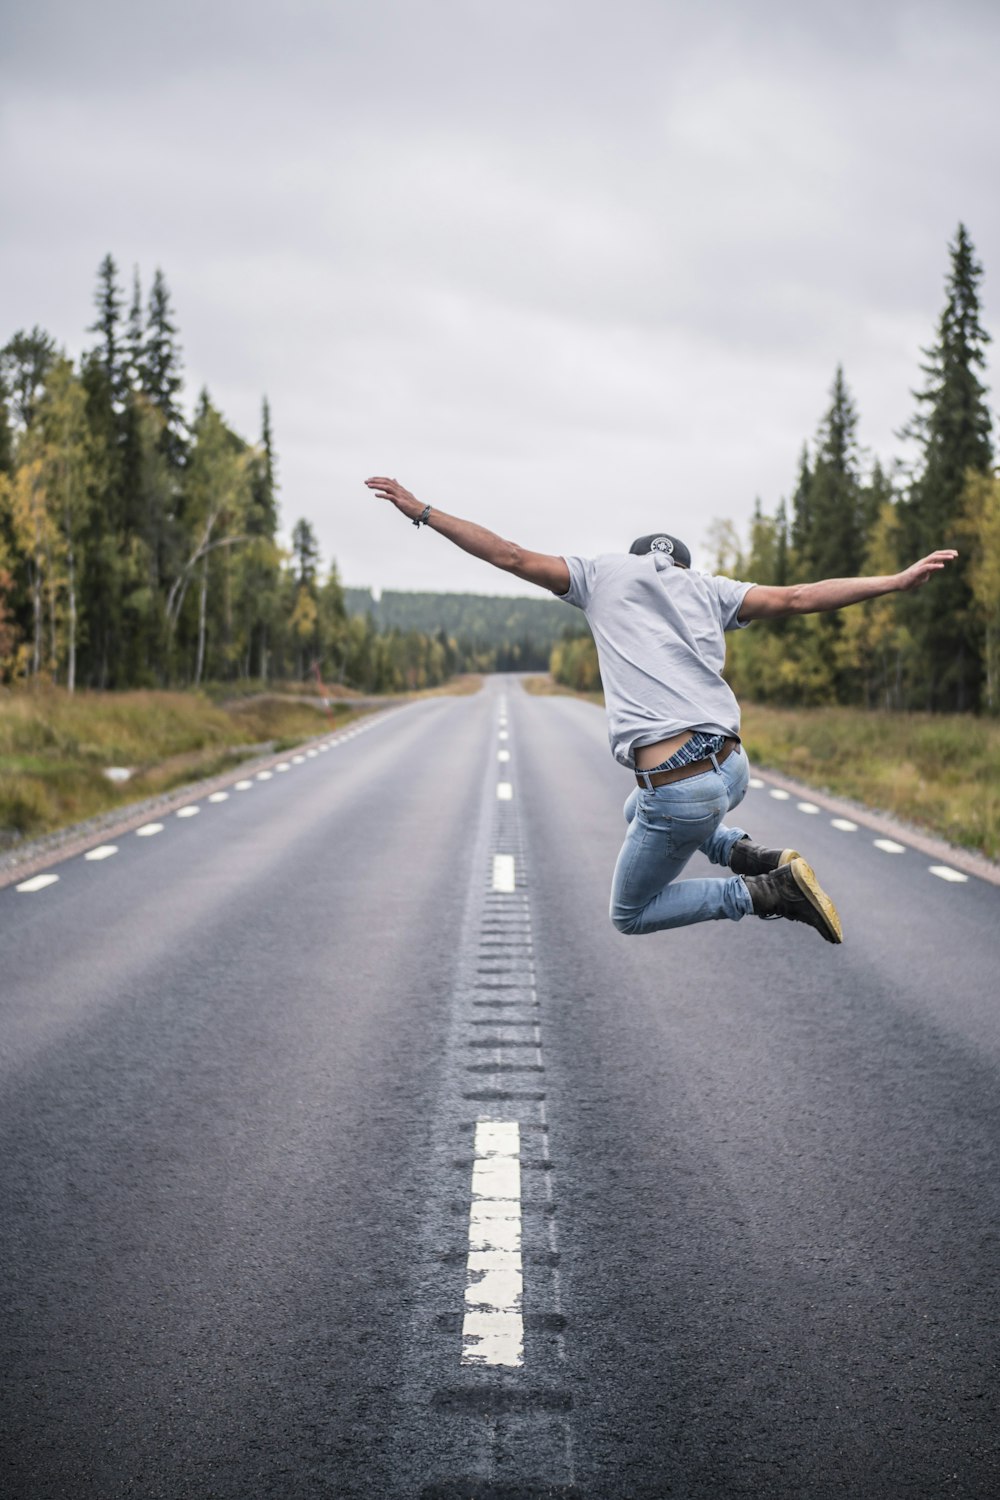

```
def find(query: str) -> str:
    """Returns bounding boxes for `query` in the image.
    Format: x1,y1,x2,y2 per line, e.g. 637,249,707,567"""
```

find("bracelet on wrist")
412,504,431,528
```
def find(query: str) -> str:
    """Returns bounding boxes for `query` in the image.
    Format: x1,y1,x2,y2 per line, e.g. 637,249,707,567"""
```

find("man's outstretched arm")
738,549,958,622
365,477,571,595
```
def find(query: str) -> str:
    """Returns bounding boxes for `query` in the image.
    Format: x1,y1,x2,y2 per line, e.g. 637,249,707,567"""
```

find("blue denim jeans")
610,745,754,933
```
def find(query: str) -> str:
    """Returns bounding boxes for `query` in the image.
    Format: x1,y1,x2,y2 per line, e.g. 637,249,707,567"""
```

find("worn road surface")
3,678,999,1498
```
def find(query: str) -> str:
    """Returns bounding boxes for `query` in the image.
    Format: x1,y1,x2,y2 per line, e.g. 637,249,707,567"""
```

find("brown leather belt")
635,735,740,788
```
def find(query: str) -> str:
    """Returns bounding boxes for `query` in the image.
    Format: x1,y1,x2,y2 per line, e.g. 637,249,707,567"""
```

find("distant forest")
344,588,567,673
3,226,998,709
554,225,1000,715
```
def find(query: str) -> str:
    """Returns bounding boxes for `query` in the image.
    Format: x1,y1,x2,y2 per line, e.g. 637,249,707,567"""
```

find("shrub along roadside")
0,687,368,848
522,676,1000,861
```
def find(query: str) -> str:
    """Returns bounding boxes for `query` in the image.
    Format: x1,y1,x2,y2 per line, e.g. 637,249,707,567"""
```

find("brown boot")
729,835,800,877
744,858,843,944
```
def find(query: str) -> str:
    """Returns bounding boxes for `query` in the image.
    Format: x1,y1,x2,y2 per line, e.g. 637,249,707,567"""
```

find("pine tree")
788,445,813,576
902,224,993,710
125,268,144,390
0,328,57,432
88,254,126,406
143,268,186,464
803,366,866,581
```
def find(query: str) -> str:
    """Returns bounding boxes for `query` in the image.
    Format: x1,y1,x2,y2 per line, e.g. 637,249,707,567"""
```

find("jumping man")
365,476,956,944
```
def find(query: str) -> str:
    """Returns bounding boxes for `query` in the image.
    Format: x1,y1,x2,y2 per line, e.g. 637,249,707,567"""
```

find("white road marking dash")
84,845,118,860
831,818,857,832
462,1119,523,1368
492,854,516,892
496,782,513,800
256,770,273,781
235,780,253,791
176,806,200,818
498,749,511,762
797,802,820,814
135,823,164,837
748,777,765,789
208,792,229,803
929,865,968,883
874,838,905,854
16,873,59,892
769,788,791,801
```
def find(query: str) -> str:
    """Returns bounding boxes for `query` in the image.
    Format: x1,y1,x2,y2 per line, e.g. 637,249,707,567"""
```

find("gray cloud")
2,0,998,591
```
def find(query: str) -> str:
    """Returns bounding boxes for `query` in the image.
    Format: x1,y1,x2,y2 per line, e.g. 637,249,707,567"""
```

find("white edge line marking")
256,770,273,780
874,838,905,854
235,780,253,790
462,1119,523,1367
292,755,306,764
84,845,118,861
16,873,59,892
208,791,228,803
831,818,858,832
492,854,516,892
276,762,290,772
176,806,200,818
135,823,164,837
929,865,969,883
496,782,513,801
796,802,820,814
769,788,790,801
748,777,765,789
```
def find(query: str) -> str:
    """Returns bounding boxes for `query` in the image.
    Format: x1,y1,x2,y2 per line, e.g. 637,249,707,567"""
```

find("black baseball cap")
629,533,691,568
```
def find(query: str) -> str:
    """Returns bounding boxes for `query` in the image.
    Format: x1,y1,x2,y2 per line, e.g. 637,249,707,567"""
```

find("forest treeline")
344,588,566,672
0,257,473,694
554,225,1000,715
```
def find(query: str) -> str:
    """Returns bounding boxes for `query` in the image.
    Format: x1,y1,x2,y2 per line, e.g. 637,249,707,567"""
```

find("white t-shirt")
558,550,756,769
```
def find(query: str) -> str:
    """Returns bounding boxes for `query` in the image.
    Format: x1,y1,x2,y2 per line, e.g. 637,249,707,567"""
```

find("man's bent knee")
610,906,645,935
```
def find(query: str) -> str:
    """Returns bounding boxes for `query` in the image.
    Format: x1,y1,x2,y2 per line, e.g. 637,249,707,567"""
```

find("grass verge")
522,676,1000,861
0,686,370,849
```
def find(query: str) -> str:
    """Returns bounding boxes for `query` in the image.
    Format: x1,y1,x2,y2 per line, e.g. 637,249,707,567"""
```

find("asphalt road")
2,679,999,1499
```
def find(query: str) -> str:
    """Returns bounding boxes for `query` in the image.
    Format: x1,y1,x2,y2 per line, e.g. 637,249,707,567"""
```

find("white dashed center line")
135,823,164,837
499,730,509,741
84,845,118,861
874,838,905,854
831,818,858,832
462,1120,523,1368
797,802,820,814
492,854,516,892
498,749,511,763
16,873,59,893
208,792,228,803
235,780,253,790
176,805,200,818
748,776,765,789
496,783,513,801
929,865,969,883
256,770,273,781
276,762,290,772
769,788,790,801
292,755,306,764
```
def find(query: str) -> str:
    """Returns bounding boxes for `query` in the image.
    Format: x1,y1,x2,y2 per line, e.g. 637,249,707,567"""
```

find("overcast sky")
2,0,998,593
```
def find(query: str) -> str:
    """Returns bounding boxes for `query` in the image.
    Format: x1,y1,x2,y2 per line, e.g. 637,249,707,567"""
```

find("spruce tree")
902,223,993,710
88,254,126,406
803,366,866,581
143,268,186,464
125,268,144,390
